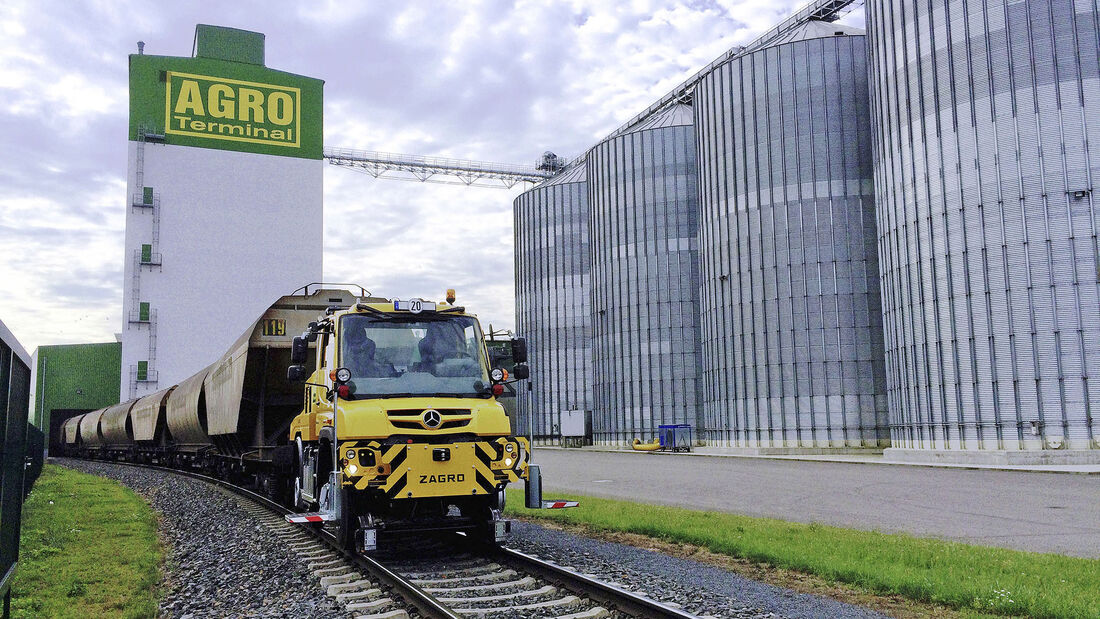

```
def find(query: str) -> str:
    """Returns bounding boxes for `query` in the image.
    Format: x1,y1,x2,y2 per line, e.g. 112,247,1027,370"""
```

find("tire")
336,486,356,552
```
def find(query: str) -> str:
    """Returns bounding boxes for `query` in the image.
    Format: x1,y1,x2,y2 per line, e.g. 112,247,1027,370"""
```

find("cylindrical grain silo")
514,163,592,444
588,104,701,444
695,22,888,449
867,0,1100,459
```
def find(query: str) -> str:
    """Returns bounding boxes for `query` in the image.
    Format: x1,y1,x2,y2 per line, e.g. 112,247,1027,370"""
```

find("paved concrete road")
531,448,1100,558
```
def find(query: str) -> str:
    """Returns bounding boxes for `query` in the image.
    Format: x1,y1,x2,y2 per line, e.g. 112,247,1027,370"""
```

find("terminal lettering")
419,473,464,484
165,72,300,147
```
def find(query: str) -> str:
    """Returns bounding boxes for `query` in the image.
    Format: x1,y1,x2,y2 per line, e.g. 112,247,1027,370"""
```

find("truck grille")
386,408,472,431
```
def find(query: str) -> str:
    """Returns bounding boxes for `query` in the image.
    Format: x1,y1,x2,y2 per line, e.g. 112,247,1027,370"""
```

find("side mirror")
511,338,527,364
512,364,530,380
287,365,307,382
291,336,308,364
305,323,319,342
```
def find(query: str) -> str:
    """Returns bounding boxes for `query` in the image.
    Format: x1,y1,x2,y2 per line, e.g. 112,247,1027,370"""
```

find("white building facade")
122,25,324,398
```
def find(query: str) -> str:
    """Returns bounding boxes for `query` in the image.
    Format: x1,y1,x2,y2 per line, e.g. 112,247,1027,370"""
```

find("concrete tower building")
588,105,702,444
695,23,888,449
867,0,1100,460
122,25,324,398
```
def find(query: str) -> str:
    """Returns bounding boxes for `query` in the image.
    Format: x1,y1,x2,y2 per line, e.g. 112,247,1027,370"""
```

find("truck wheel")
336,487,356,552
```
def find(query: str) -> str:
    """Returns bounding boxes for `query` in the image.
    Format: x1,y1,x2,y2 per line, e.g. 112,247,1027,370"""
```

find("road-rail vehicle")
61,285,542,551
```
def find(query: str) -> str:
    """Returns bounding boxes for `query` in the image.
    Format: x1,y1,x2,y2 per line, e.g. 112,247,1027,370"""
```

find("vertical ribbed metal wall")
695,25,889,448
514,164,591,441
868,0,1100,451
588,105,701,444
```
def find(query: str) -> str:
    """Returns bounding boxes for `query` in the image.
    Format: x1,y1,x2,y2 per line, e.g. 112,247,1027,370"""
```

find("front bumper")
340,437,528,500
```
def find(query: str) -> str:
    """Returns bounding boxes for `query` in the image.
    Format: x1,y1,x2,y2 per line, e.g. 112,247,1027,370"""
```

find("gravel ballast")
59,458,885,618
506,521,888,619
57,459,347,618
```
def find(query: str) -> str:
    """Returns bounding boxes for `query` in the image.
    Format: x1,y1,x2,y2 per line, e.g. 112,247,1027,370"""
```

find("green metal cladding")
129,25,323,159
34,342,121,430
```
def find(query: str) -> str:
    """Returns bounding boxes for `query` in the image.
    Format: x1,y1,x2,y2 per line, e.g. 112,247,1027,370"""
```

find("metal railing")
134,249,162,267
131,192,160,209
130,365,159,383
128,308,157,325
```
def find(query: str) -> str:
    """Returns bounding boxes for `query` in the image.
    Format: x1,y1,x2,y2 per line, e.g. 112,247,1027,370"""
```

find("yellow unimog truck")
282,290,541,552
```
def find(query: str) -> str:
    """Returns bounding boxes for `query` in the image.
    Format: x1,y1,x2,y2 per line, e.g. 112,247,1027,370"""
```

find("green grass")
10,464,162,619
506,490,1100,618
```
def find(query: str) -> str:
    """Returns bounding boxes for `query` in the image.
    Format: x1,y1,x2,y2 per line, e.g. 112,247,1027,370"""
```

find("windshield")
339,313,490,398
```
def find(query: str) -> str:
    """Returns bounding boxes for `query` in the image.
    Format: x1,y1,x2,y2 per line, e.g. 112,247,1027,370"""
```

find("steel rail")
490,545,701,619
90,459,460,619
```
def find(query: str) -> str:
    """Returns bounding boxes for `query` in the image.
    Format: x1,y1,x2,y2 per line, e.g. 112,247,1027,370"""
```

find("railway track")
111,461,701,618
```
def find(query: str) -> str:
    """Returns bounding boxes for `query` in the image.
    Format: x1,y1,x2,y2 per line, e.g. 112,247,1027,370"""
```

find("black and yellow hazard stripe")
341,438,528,499
380,445,409,498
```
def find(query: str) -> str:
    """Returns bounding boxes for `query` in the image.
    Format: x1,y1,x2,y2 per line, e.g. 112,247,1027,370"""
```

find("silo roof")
764,20,864,47
625,103,693,133
534,158,587,189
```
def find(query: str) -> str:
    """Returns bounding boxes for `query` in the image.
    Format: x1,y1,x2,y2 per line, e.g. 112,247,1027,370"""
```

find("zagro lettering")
164,72,300,148
419,474,465,484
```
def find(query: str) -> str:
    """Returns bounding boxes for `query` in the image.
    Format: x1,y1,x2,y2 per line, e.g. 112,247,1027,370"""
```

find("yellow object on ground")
632,437,660,451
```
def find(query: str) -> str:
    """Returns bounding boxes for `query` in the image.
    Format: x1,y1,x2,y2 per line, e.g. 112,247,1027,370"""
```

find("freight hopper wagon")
60,286,549,552
61,288,358,481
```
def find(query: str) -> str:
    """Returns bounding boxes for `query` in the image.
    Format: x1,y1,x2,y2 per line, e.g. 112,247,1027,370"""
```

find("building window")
139,302,150,322
140,244,153,263
142,186,154,205
137,360,148,381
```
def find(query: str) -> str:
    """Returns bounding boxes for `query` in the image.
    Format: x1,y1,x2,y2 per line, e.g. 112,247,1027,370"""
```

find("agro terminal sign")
166,72,300,148
129,50,322,159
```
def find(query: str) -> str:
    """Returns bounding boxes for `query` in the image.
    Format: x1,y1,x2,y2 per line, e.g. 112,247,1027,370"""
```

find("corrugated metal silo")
514,163,592,442
695,22,888,448
867,0,1100,456
587,104,701,444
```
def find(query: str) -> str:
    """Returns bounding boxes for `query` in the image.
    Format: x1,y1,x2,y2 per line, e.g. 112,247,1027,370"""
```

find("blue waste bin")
658,424,692,452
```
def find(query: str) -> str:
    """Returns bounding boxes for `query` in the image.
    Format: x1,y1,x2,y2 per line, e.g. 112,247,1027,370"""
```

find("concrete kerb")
530,445,1100,474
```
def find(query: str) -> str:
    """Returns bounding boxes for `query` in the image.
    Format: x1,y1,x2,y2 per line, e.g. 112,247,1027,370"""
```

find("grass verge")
506,489,1099,618
10,464,162,619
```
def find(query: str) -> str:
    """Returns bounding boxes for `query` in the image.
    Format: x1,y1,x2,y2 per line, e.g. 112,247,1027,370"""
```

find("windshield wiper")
431,392,485,398
355,392,487,399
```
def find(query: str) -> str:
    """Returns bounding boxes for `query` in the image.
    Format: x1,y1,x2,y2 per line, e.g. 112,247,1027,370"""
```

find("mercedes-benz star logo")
422,409,442,429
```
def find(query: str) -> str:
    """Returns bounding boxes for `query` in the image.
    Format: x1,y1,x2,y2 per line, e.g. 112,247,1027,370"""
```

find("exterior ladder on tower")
128,126,165,396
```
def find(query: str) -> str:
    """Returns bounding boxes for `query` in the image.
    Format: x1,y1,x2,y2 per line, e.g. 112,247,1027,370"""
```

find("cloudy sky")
0,0,863,353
